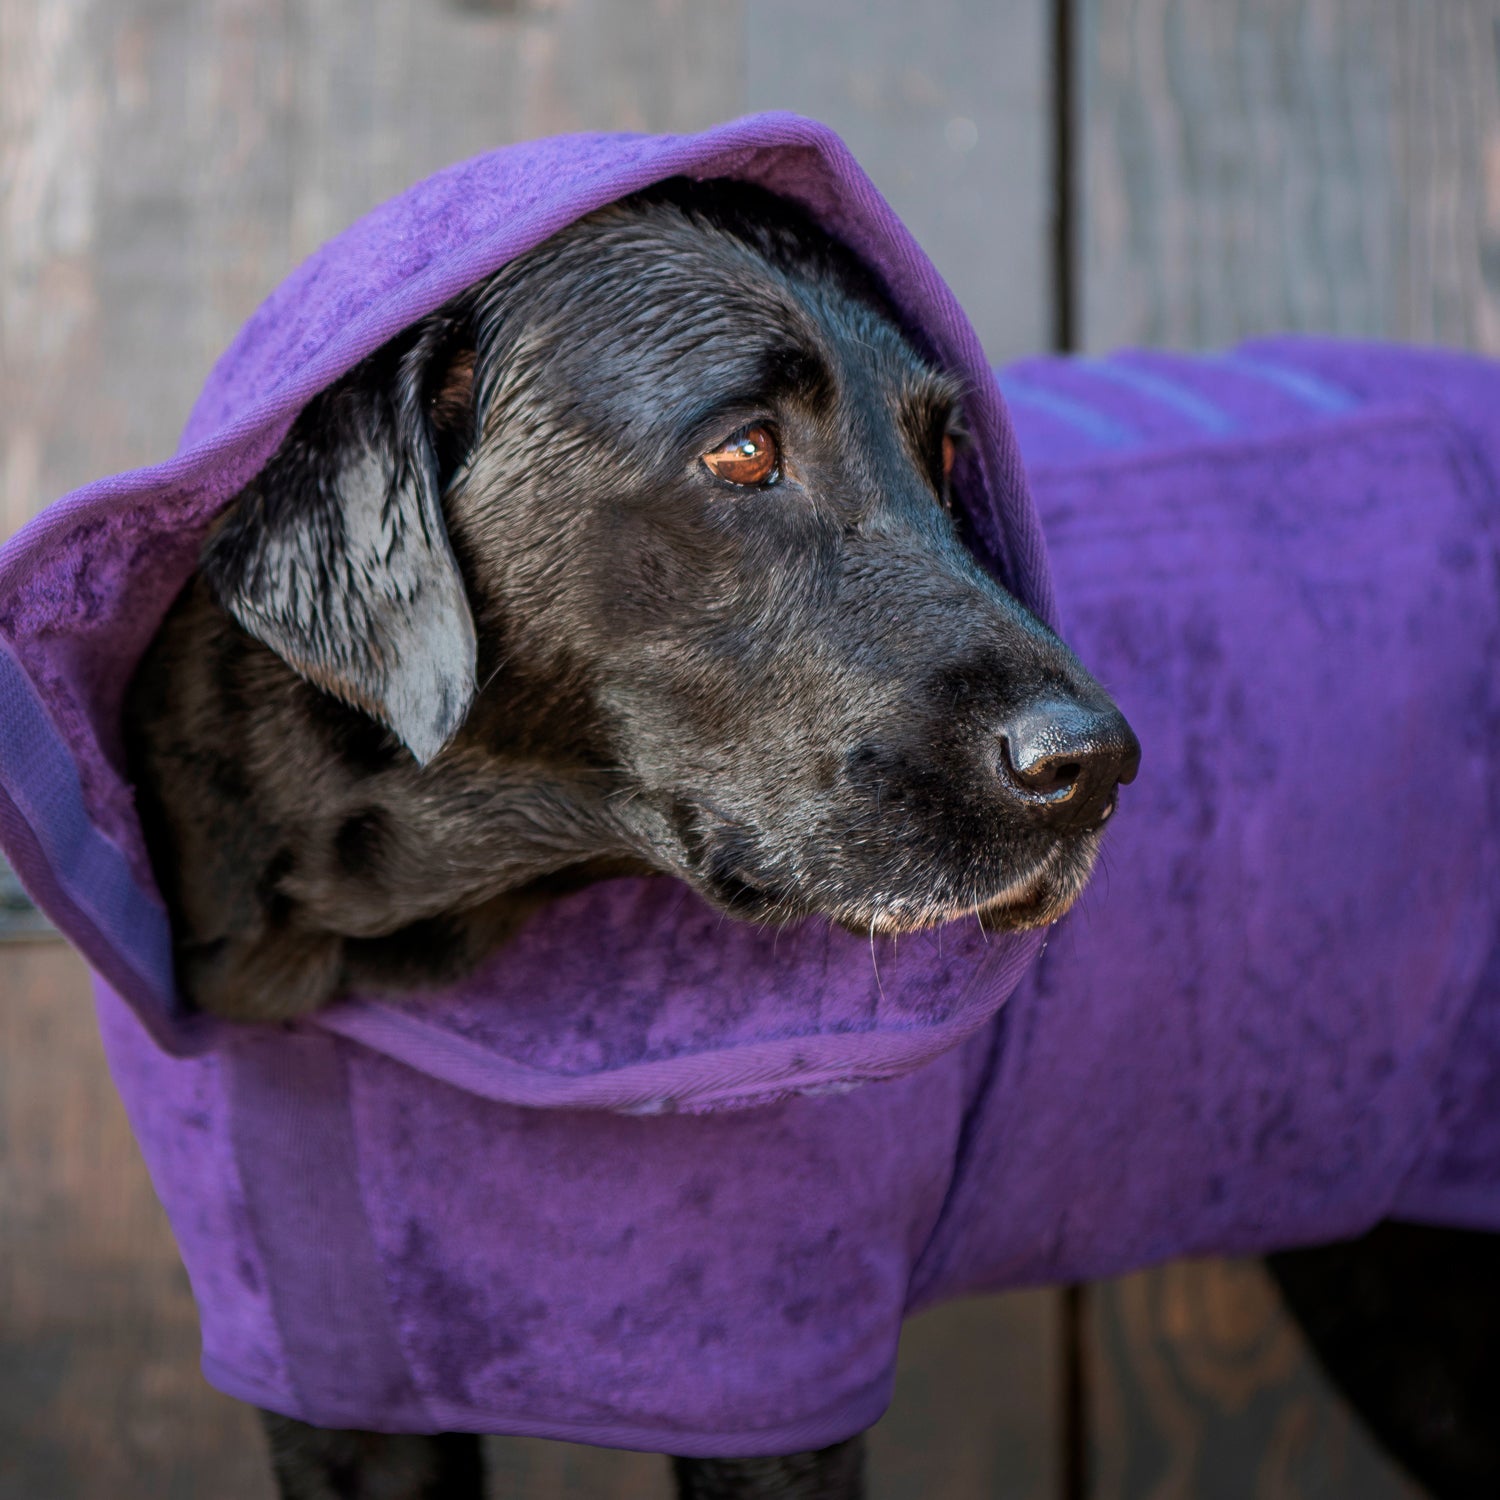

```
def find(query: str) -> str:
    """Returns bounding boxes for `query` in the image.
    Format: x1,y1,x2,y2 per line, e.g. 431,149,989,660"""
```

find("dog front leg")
258,1411,484,1500
671,1435,865,1499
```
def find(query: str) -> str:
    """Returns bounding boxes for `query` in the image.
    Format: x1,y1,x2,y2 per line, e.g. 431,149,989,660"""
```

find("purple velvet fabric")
4,118,1500,1450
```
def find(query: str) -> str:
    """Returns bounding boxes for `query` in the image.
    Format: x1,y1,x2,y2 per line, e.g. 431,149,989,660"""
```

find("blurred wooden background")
3,1,1498,1495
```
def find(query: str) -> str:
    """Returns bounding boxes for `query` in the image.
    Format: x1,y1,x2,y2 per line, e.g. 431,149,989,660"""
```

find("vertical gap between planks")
1060,1282,1088,1500
1050,0,1079,357
1050,1,1087,1497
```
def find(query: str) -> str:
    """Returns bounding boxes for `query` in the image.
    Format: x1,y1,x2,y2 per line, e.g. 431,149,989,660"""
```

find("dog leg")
671,1436,865,1499
258,1411,484,1500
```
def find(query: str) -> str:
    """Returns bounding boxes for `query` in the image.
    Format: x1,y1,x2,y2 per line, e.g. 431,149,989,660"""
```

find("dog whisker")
868,917,886,1004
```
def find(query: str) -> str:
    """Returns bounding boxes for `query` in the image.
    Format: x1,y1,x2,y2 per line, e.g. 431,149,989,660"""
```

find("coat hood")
0,114,1055,1108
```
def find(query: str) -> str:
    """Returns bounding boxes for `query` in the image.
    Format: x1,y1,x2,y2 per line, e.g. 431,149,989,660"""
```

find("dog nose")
996,699,1140,827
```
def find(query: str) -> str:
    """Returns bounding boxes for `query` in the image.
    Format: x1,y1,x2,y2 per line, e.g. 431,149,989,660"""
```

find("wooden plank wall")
745,0,1055,361
1079,0,1500,353
1075,4,1500,1498
0,3,1058,1496
4,1,1499,1496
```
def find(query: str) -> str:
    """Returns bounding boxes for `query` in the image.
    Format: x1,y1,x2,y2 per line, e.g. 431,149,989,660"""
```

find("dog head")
202,180,1137,944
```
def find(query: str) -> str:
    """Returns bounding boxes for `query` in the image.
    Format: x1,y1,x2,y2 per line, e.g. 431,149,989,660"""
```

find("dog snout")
995,699,1141,828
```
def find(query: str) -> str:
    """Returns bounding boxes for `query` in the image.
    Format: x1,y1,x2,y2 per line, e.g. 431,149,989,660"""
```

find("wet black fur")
126,179,1133,1025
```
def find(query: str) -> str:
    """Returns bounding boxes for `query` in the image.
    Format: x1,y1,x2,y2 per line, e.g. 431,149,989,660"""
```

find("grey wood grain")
0,0,749,539
745,0,1054,364
1078,0,1500,352
0,944,277,1500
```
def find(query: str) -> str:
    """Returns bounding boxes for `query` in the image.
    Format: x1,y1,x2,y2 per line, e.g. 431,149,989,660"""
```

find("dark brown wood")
483,1434,671,1497
1077,0,1500,354
1084,1259,1426,1500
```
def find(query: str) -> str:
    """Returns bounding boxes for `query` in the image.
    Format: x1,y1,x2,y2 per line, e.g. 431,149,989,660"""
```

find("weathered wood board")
1,0,1056,540
0,943,276,1500
1078,0,1500,354
1085,1260,1426,1500
1075,4,1500,1495
9,0,1497,1492
0,3,1062,1494
0,0,754,539
868,1292,1060,1500
745,0,1055,363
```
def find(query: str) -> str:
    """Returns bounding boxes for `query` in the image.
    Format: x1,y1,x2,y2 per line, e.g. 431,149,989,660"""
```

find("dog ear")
201,320,479,765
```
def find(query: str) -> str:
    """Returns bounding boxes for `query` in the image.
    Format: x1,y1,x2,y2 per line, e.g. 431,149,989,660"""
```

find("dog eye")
931,431,962,514
702,425,780,487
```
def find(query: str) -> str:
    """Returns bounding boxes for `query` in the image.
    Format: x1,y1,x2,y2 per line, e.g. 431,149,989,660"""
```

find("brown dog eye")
941,432,957,481
702,425,780,487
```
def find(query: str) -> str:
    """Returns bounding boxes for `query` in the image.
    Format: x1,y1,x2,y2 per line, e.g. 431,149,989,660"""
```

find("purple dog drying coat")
3,115,1499,1453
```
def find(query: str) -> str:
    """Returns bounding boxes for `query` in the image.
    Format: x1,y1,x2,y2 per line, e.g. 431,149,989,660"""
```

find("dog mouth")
967,841,1096,930
845,835,1102,937
691,827,1103,937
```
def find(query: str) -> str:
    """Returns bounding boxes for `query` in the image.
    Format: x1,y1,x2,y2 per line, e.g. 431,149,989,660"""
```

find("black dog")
125,180,1138,1498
